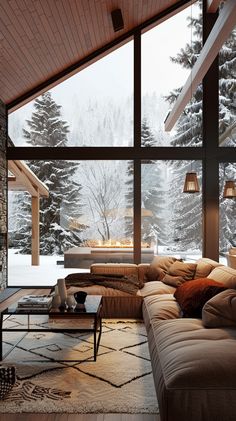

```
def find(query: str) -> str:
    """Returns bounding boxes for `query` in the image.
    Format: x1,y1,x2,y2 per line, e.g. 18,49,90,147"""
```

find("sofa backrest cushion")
207,265,236,289
145,256,177,282
174,278,227,318
202,289,236,327
162,261,197,287
91,263,138,278
194,258,222,279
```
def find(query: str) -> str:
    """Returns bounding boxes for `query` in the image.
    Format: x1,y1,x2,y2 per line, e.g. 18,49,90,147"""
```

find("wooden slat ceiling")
0,0,192,111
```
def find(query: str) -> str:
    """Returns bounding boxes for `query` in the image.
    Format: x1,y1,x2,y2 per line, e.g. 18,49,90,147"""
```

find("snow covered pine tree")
16,92,83,255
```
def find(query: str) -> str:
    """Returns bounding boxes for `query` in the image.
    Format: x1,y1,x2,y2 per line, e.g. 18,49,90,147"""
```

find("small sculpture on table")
74,291,87,311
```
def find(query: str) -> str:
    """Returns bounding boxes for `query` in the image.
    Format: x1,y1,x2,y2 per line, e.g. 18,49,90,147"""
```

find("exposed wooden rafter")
8,160,49,197
207,0,222,13
165,0,236,131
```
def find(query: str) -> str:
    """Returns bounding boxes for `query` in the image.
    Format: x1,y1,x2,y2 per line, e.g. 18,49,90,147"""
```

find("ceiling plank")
165,0,236,132
3,0,192,111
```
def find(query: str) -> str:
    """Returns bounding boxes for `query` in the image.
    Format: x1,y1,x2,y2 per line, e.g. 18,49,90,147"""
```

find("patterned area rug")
0,317,159,414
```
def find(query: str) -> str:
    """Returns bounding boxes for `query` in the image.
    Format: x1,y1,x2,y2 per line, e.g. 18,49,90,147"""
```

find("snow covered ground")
8,248,227,287
8,249,88,287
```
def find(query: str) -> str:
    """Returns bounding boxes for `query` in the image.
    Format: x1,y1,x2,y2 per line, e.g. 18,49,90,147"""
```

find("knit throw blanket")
65,273,143,295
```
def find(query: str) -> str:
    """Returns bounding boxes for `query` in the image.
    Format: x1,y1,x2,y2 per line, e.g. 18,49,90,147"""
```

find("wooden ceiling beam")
207,0,222,13
165,0,236,131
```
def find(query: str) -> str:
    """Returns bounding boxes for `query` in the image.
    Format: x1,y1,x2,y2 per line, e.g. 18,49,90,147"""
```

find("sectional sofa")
65,256,236,421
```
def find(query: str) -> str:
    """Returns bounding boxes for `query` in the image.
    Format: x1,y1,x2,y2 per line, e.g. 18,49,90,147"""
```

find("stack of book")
17,295,53,311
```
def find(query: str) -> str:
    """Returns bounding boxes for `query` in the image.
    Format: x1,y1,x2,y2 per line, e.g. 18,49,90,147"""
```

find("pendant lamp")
223,180,236,198
183,172,200,193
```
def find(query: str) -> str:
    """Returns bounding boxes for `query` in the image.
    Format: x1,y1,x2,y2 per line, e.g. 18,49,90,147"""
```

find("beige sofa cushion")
207,265,236,288
145,256,177,282
137,281,175,298
194,257,222,279
202,289,236,327
162,261,196,287
91,263,138,277
149,318,236,421
143,294,181,328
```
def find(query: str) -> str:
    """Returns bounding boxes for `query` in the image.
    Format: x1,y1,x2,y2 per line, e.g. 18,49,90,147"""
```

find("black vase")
74,291,87,304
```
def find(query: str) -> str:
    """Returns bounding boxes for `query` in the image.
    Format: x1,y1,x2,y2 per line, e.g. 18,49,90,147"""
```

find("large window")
8,41,134,147
141,160,202,261
8,160,133,285
141,2,202,147
219,163,236,255
219,21,236,147
8,0,235,286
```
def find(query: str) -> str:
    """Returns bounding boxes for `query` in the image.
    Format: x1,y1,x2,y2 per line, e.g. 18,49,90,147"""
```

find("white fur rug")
0,317,159,414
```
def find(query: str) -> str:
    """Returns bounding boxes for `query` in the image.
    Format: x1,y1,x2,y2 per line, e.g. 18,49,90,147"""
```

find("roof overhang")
8,160,49,198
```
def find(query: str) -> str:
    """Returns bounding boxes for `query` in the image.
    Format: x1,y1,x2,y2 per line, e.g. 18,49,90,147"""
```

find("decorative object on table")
74,291,87,304
0,365,16,400
52,294,61,308
57,278,67,309
17,295,53,311
66,295,75,309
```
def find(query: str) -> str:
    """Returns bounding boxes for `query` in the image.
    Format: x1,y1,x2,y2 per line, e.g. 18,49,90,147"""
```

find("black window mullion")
133,31,141,264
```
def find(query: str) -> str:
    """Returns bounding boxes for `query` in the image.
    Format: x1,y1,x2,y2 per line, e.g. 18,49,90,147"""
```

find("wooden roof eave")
8,160,49,198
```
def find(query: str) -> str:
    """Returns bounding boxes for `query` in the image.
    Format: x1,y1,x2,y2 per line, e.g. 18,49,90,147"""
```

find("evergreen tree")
166,2,236,252
17,92,83,255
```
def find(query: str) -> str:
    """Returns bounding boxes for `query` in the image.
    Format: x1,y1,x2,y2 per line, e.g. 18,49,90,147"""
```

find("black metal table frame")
0,304,102,363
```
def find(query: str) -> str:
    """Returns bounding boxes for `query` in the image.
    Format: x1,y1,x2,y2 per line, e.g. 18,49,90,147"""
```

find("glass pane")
219,18,236,146
219,163,236,264
141,160,202,262
141,1,202,146
8,160,133,286
8,41,133,147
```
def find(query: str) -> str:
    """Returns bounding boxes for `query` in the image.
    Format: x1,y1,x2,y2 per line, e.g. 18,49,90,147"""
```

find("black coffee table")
0,295,102,362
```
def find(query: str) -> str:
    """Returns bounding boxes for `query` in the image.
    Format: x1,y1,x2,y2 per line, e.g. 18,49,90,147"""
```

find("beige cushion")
90,263,138,277
143,294,181,326
202,289,236,327
162,261,197,287
150,317,236,421
207,265,236,288
138,263,150,282
138,281,175,297
194,258,222,279
146,256,177,282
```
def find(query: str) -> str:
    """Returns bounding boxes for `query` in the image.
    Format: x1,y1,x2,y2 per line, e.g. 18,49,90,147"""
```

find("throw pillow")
162,261,197,287
174,278,227,318
146,256,177,282
202,289,236,327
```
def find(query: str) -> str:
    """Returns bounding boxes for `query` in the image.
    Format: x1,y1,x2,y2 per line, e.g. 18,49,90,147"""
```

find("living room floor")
0,290,160,421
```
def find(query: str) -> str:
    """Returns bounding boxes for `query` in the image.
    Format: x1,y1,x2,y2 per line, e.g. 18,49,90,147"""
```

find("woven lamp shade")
223,180,236,198
183,172,200,193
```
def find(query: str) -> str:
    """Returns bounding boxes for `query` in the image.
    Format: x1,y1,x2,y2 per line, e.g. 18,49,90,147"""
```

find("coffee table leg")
94,315,97,361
